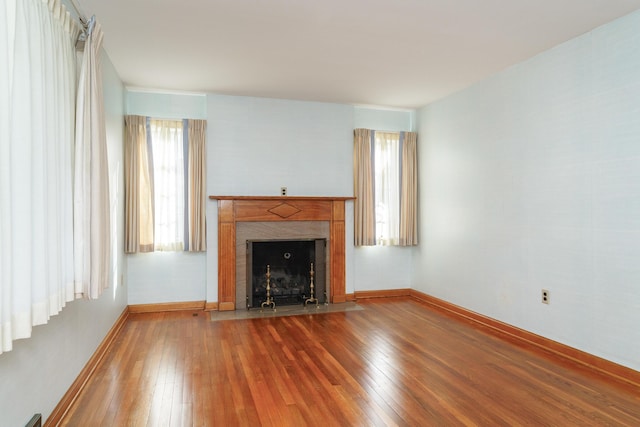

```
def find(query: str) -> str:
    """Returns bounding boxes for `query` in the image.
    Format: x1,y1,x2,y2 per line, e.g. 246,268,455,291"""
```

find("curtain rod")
68,0,88,27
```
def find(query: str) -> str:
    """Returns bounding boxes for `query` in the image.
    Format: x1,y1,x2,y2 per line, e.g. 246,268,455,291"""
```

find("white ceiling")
77,0,640,109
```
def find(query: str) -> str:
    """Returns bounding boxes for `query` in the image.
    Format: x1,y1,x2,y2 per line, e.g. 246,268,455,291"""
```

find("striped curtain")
400,131,418,245
353,129,376,245
188,119,207,251
124,115,155,253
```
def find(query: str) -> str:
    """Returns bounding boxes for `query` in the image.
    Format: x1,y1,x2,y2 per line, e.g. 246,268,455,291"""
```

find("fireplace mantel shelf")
209,195,355,201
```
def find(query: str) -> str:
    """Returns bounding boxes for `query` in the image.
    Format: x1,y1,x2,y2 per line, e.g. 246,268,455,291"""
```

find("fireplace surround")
210,196,353,311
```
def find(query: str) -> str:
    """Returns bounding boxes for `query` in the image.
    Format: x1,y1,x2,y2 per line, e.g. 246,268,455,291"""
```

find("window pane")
374,132,400,245
150,120,185,251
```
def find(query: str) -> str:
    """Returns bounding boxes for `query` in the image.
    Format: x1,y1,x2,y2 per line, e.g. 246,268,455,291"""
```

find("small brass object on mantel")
261,265,276,311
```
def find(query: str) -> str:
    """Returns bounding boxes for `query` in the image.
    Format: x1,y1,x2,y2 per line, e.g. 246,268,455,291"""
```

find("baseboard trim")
218,301,235,311
129,300,206,314
345,293,356,302
408,289,640,389
354,288,412,299
45,306,130,427
204,301,219,311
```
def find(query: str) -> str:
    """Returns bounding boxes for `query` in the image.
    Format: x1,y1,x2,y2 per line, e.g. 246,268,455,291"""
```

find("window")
149,119,185,251
124,116,207,253
374,132,401,245
354,129,418,246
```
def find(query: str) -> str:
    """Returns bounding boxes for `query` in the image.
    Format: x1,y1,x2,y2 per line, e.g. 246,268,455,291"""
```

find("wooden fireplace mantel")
209,195,354,311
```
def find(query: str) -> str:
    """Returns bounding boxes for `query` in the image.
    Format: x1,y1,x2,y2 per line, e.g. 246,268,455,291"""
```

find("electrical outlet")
541,289,550,304
281,187,287,196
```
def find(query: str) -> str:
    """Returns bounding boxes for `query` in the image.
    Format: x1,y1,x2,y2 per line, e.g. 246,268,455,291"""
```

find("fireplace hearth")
247,239,326,309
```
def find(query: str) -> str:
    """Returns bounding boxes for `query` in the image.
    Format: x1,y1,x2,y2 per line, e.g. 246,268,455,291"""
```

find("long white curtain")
0,0,80,353
74,16,110,299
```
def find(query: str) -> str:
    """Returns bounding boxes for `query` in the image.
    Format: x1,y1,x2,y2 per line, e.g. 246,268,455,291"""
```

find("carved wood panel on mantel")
209,196,354,311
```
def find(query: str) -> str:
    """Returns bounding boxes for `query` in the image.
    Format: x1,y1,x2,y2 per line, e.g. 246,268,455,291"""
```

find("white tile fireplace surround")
210,196,352,311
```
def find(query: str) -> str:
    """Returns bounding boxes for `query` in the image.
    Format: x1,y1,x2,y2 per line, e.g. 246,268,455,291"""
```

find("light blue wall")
204,97,416,301
126,90,207,120
125,90,208,304
354,106,416,132
0,51,128,427
207,94,354,197
415,10,640,371
352,107,415,292
124,91,415,304
206,95,355,302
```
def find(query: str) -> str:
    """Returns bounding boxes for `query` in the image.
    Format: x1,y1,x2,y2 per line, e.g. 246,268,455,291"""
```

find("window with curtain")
354,129,418,246
124,116,207,253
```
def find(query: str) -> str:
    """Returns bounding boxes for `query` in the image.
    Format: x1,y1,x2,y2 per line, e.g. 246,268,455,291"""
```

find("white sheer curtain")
74,15,110,299
374,132,401,246
149,119,185,251
0,0,80,353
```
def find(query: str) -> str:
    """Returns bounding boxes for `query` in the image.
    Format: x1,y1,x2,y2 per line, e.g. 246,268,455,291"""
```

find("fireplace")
210,196,353,311
235,221,330,310
246,239,326,309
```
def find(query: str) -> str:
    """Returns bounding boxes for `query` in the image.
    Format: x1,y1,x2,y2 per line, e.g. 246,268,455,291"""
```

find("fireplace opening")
246,239,326,309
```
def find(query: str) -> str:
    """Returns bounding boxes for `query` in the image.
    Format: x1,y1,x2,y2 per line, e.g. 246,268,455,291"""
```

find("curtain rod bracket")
76,15,96,51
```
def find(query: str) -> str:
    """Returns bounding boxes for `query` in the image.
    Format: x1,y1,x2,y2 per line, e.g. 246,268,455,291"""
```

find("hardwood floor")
60,298,640,426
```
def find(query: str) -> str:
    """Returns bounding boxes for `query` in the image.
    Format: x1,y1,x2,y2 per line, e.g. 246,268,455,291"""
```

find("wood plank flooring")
60,298,640,426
